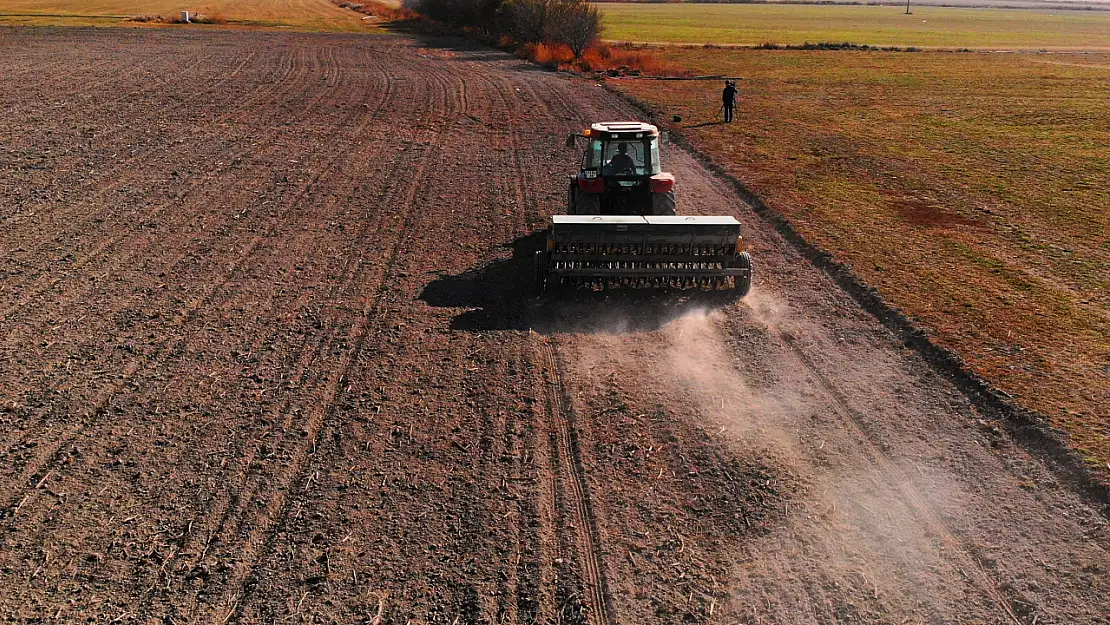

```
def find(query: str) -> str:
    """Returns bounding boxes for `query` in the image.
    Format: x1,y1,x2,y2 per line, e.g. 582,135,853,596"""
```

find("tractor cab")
566,121,675,216
581,123,661,178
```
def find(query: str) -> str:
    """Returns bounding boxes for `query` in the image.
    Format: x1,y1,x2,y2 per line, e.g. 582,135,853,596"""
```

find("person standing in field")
722,80,738,123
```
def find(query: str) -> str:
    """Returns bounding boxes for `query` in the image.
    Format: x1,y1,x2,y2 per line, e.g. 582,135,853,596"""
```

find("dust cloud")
648,288,960,621
660,299,808,462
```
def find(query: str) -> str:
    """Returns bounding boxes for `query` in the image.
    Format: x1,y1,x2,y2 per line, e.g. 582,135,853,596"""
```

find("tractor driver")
605,142,638,175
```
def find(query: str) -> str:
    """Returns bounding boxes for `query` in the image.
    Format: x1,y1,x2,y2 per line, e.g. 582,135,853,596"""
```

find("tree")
547,0,602,59
405,0,602,59
403,0,501,27
505,0,553,44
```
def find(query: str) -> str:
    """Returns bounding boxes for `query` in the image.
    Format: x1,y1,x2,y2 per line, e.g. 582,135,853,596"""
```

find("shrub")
517,42,574,68
403,0,502,29
546,0,602,59
560,43,690,77
397,0,603,61
504,0,551,43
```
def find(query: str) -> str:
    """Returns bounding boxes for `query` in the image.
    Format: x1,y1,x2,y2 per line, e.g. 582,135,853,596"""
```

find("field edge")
601,80,1110,517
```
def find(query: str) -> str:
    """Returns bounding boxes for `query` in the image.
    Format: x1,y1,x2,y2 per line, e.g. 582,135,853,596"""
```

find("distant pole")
905,0,911,14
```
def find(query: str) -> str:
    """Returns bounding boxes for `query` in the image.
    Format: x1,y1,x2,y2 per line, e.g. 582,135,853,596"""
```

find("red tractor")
535,121,753,294
565,121,676,217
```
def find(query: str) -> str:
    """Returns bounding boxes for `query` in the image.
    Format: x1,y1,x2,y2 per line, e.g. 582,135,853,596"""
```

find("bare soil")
0,27,1106,624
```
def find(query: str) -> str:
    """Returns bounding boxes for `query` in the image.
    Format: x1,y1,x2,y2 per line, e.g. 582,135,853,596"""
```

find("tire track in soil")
457,64,565,624
0,47,299,319
98,46,405,620
8,38,368,426
0,48,325,460
760,321,1027,625
203,141,434,623
1,108,403,625
0,41,356,415
535,337,617,625
481,68,617,624
0,40,312,266
467,69,539,624
265,59,542,623
157,118,416,619
0,42,304,310
482,69,562,623
499,351,540,625
0,44,396,518
498,70,621,625
409,64,526,625
153,40,405,532
0,45,260,234
158,40,399,559
194,82,460,624
212,59,515,623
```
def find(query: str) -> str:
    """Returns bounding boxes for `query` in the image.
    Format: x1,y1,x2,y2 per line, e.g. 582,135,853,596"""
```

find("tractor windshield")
584,136,661,176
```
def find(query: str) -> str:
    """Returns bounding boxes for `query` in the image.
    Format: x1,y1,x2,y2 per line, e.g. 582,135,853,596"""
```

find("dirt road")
1,27,1106,624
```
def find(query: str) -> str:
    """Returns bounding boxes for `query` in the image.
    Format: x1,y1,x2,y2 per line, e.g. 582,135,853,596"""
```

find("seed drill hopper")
534,122,753,294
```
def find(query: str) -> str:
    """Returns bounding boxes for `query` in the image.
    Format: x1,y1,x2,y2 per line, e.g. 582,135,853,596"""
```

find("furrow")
535,337,616,625
763,320,1026,625
0,51,390,515
200,98,455,625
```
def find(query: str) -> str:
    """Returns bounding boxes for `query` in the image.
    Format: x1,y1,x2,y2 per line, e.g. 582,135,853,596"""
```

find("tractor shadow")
420,231,742,335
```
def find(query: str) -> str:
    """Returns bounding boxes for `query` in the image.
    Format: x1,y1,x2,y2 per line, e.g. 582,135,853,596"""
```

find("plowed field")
1,28,1107,624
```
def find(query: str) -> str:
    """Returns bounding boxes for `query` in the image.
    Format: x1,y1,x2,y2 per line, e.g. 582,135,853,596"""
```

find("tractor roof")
588,121,658,137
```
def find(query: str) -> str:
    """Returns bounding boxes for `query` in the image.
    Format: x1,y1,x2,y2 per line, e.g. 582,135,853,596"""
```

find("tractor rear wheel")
574,186,601,215
651,190,677,216
734,251,753,297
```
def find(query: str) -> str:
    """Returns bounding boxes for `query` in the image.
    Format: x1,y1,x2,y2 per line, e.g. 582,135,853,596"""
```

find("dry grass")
517,41,691,76
616,49,1110,477
517,42,576,67
582,43,692,76
0,0,376,31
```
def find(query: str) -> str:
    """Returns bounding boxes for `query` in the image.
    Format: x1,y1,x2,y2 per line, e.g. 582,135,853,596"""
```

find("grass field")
0,0,372,30
617,49,1110,474
596,3,1110,49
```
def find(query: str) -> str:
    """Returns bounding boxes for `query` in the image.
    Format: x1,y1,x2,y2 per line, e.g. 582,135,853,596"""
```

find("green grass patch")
596,3,1110,50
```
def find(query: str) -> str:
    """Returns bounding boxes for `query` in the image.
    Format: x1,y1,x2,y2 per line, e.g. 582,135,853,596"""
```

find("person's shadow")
419,230,742,335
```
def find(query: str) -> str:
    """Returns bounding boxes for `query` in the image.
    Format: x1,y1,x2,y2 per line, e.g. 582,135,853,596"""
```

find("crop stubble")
0,28,1107,624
